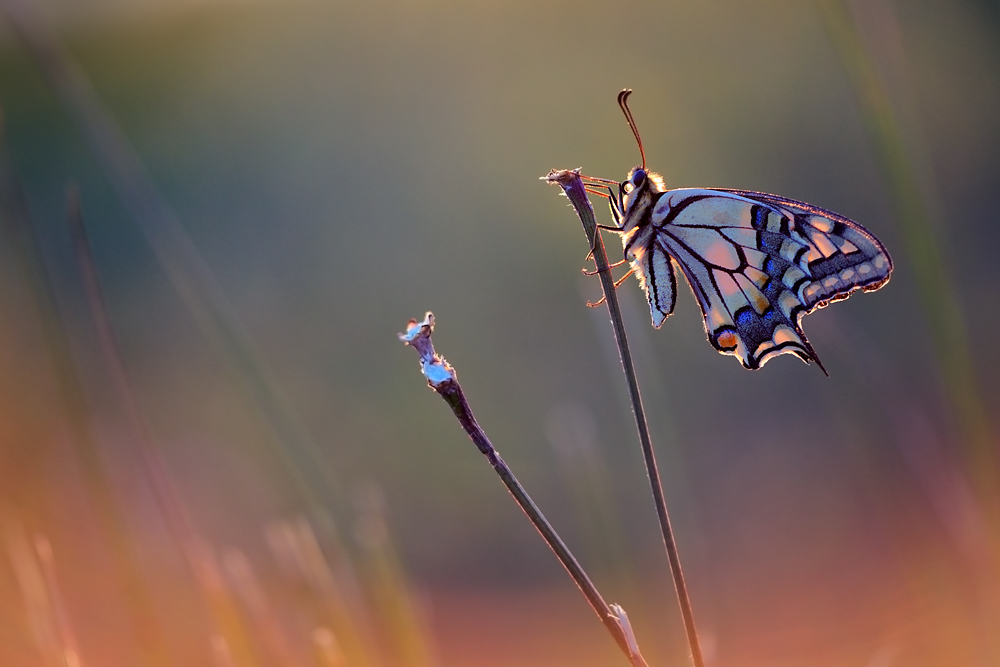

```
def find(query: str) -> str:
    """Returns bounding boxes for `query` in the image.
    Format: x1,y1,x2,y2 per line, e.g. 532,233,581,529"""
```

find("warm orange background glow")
0,0,997,665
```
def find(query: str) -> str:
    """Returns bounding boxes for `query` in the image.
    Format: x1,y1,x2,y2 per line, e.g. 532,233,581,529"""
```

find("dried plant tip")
609,604,647,666
543,168,581,181
398,312,435,343
398,312,456,387
542,168,582,187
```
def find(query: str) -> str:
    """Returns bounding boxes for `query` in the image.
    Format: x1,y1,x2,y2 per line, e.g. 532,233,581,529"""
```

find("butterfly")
581,90,892,375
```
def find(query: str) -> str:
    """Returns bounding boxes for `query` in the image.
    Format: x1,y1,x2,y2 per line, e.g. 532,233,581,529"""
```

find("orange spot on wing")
714,271,741,297
705,240,741,270
717,331,738,349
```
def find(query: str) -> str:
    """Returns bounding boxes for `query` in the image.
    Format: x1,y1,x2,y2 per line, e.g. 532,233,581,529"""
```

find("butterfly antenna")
618,88,646,170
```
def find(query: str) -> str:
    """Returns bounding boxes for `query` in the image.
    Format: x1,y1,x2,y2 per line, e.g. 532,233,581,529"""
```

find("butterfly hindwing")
637,188,891,371
629,237,677,328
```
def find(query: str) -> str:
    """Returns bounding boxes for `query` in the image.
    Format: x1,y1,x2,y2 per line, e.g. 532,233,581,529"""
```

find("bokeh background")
0,0,998,665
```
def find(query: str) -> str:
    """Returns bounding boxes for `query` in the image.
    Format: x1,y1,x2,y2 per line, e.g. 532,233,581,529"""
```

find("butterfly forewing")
633,188,891,372
716,189,892,307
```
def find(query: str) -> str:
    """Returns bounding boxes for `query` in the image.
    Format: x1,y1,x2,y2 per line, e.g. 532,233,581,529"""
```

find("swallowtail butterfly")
582,90,892,374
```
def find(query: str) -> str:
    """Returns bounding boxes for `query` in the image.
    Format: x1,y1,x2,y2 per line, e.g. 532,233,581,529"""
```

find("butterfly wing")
648,188,891,372
628,233,678,328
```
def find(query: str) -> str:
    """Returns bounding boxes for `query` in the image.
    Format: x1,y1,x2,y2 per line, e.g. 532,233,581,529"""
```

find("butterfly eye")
632,169,646,185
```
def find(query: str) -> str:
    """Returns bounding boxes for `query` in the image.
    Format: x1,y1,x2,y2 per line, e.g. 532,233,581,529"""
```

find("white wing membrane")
627,188,891,372
629,238,677,327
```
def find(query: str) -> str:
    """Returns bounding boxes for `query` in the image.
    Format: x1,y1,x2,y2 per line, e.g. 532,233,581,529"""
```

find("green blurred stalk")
828,318,993,665
818,1,1000,662
816,0,998,512
552,433,637,600
353,487,437,667
68,188,263,667
0,0,346,520
2,11,406,658
223,549,300,667
267,518,380,667
0,111,170,667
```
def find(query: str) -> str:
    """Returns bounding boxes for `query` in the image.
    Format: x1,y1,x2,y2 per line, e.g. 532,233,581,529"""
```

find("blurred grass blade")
544,398,636,597
825,312,997,664
0,112,168,667
223,549,300,667
67,187,263,667
313,627,347,667
33,536,84,667
266,518,380,667
5,519,63,667
816,0,998,516
0,0,345,518
210,634,235,667
818,1,1000,660
353,485,438,667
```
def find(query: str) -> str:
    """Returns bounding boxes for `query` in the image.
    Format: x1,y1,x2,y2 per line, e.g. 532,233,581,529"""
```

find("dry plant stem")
400,316,647,667
546,170,705,667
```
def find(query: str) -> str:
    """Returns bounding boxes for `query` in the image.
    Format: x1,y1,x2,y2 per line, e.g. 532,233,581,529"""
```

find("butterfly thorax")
620,167,667,257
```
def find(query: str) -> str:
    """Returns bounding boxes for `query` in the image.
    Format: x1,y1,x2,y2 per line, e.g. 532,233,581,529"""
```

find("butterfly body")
608,166,892,373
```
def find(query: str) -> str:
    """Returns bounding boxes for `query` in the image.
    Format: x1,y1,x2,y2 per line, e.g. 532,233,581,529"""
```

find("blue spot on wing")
759,231,785,255
763,255,788,279
734,307,770,355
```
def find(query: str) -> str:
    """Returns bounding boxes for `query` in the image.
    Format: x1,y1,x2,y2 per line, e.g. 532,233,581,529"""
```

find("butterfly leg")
586,268,635,307
581,223,627,276
582,182,624,227
582,258,628,275
580,223,624,268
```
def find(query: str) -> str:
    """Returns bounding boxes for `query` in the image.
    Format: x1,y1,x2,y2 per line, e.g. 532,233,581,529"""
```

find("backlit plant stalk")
400,314,647,667
545,169,704,667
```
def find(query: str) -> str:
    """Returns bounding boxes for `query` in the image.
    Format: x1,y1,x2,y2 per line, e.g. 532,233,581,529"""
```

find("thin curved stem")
400,315,648,666
545,170,705,667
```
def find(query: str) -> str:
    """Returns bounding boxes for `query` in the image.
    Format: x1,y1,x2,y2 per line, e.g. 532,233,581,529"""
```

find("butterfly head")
621,166,666,227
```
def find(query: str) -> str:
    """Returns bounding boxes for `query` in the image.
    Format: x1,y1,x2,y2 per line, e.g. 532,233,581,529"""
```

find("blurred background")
0,0,997,665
